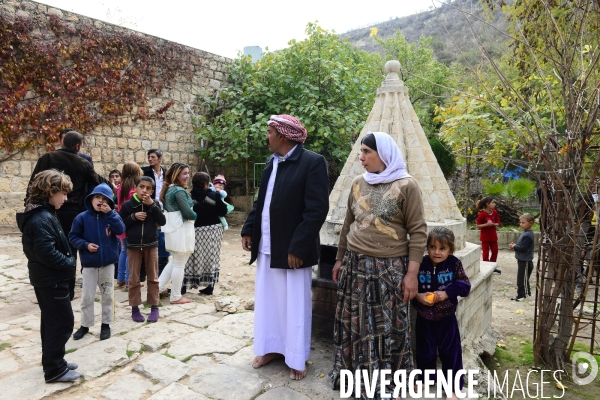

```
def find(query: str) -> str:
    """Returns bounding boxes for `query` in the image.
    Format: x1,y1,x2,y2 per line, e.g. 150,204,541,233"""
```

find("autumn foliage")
0,11,195,156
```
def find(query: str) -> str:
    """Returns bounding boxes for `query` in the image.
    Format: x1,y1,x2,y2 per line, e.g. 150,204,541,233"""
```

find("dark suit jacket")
26,148,110,207
142,165,166,201
241,145,329,269
78,152,93,166
78,152,94,211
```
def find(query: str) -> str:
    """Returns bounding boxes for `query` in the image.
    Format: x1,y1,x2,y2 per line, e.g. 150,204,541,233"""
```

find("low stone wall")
466,230,542,250
456,261,495,344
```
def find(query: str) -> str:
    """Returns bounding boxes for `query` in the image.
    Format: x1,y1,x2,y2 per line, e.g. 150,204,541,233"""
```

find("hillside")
340,0,509,65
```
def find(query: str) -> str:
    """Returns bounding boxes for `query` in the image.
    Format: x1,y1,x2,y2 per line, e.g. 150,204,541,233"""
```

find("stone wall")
0,0,231,225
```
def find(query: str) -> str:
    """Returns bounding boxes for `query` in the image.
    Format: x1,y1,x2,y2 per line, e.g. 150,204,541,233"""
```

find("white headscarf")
362,132,412,185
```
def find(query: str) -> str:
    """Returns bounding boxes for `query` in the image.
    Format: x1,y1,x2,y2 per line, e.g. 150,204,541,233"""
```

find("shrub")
428,137,456,178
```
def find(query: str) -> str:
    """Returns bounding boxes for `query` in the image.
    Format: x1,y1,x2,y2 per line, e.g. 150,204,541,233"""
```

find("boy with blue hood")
69,183,125,341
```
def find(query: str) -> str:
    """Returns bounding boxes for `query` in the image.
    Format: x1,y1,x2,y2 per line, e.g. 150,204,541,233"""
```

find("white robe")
253,150,312,370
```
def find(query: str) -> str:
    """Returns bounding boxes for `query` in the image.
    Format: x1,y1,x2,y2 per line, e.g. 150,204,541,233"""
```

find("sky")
38,0,441,59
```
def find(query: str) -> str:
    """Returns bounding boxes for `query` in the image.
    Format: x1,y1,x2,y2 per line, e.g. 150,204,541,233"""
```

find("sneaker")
511,297,525,302
494,269,502,274
51,370,81,383
72,326,89,340
66,362,78,370
100,324,111,340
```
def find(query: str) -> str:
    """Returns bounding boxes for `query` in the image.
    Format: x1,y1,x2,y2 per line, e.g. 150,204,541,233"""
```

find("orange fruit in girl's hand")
426,293,435,303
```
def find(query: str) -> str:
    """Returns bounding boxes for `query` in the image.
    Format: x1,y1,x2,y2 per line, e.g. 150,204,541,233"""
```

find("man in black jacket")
141,149,166,204
59,128,93,166
59,128,94,211
27,130,111,261
241,114,329,380
141,149,169,277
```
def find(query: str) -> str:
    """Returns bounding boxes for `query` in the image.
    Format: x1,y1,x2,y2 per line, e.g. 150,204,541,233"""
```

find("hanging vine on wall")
0,11,196,158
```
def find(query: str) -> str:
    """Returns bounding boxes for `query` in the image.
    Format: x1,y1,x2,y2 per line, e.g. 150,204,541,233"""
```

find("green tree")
435,87,520,203
428,137,456,178
371,30,451,135
475,0,600,369
194,23,383,193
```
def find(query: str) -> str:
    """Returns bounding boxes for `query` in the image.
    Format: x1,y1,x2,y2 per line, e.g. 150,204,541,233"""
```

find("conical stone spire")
321,60,466,249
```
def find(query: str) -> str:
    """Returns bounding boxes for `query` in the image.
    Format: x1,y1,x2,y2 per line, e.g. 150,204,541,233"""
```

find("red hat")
213,174,226,186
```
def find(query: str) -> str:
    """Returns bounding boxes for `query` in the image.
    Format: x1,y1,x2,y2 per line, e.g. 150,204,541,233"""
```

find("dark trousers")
57,204,80,296
56,204,80,262
158,257,169,276
34,281,74,382
416,314,464,391
157,230,170,277
481,241,498,262
517,260,534,298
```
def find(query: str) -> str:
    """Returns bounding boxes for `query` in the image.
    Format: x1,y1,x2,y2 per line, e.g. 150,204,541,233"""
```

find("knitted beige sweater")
336,175,427,262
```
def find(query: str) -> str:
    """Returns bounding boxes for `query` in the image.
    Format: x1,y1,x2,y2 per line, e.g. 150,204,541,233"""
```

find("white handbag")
163,211,195,253
162,211,184,233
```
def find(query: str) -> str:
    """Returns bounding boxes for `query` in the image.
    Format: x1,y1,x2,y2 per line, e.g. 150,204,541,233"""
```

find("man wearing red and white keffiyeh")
267,114,307,144
241,113,329,381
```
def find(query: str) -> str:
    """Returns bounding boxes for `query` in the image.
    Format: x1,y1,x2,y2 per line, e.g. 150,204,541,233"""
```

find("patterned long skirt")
183,224,223,289
330,251,413,399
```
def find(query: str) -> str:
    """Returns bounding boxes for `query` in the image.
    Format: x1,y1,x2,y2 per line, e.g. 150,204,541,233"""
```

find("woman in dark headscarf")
182,172,227,295
330,132,427,399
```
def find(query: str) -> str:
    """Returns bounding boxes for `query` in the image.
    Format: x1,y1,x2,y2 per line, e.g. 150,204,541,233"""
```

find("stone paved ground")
1,227,531,399
0,229,344,400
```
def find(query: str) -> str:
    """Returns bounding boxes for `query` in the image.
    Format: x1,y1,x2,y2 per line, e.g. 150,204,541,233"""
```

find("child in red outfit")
476,197,501,272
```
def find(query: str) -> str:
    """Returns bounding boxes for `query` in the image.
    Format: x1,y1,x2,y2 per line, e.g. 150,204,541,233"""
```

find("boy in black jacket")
119,176,166,322
16,169,81,383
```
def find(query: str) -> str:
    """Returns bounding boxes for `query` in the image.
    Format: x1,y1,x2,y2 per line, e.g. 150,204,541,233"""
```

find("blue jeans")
117,238,129,283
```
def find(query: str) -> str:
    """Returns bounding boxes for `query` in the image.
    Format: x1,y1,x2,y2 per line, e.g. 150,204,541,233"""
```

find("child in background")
509,213,536,301
116,162,143,286
109,169,122,188
69,183,125,341
414,227,471,400
17,170,80,383
476,196,501,273
109,169,122,204
109,169,122,279
119,176,166,322
212,174,233,230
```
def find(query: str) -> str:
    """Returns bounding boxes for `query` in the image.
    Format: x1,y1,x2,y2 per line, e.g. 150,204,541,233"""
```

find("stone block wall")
0,0,232,225
456,261,495,344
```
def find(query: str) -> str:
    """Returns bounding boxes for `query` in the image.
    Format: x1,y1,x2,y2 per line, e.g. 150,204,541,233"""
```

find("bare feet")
171,297,192,304
290,368,307,380
252,353,283,369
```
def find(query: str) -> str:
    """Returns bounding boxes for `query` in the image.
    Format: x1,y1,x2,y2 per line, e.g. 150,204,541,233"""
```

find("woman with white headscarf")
330,132,427,398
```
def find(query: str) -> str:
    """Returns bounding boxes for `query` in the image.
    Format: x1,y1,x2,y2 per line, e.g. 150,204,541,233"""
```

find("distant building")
243,46,263,62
